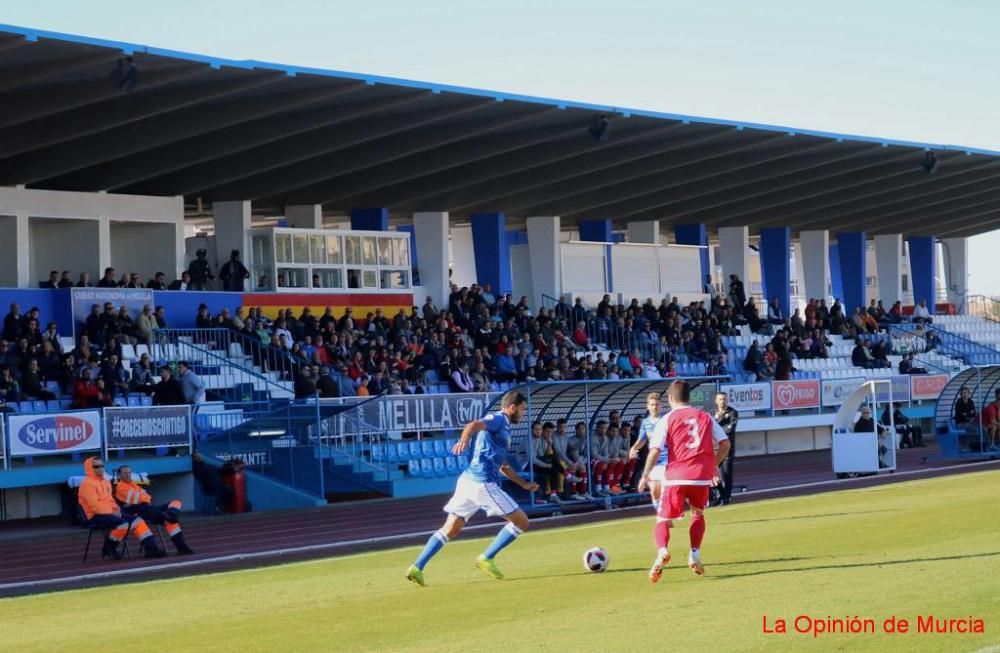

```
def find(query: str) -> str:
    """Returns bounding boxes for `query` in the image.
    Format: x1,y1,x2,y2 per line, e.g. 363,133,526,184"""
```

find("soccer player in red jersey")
638,380,731,582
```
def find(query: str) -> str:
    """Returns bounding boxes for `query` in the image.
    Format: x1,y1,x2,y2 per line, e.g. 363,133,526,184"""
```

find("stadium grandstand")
0,22,999,596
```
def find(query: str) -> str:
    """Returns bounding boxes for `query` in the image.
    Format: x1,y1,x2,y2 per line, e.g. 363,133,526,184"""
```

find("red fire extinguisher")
220,460,248,514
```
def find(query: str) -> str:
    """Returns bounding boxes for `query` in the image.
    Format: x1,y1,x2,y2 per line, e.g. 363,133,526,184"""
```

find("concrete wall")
0,215,17,287
111,221,181,281
30,218,101,286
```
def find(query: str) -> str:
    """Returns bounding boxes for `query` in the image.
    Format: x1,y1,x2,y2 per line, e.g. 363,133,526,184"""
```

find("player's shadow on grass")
709,550,1000,580
719,509,897,526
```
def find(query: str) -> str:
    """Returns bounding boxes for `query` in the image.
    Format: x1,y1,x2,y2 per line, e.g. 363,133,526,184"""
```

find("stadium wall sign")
720,383,772,411
772,379,821,410
821,378,865,407
70,287,154,340
363,393,491,431
104,405,192,449
910,374,950,400
8,411,102,456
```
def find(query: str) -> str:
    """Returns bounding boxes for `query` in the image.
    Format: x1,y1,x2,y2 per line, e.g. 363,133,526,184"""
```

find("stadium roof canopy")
1,23,999,237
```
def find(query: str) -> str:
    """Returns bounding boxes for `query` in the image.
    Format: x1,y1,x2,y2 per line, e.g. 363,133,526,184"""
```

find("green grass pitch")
2,471,998,653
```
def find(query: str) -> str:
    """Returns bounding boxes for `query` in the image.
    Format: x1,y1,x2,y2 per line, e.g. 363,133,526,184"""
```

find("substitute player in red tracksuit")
114,465,195,555
638,380,730,582
78,457,166,559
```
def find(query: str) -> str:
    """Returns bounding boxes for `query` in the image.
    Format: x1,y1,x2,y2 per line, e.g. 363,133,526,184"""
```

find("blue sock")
414,530,449,570
483,523,523,560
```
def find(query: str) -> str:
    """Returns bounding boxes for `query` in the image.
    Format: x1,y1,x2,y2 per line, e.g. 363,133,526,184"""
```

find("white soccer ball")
583,547,610,573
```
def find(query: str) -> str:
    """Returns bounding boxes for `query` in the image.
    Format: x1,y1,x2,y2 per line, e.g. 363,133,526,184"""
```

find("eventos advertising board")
772,379,821,410
7,411,102,457
720,383,771,412
910,374,950,400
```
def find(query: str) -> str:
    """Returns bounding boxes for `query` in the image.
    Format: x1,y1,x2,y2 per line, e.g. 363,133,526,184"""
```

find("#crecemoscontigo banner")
104,405,192,449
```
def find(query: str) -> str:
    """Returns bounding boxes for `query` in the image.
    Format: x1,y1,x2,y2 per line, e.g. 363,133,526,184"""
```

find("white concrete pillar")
718,226,750,289
526,216,562,311
15,210,29,288
628,220,659,244
448,225,476,288
941,237,969,313
285,204,323,229
213,200,253,268
799,230,830,302
874,234,902,308
98,216,111,276
413,211,450,312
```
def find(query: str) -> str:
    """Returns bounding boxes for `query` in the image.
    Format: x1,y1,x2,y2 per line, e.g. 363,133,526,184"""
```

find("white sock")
658,547,669,558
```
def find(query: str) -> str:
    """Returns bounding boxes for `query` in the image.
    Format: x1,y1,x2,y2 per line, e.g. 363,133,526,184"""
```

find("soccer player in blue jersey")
406,391,538,587
629,392,668,509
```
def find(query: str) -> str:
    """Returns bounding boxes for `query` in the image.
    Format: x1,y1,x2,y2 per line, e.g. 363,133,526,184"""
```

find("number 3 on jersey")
684,418,702,449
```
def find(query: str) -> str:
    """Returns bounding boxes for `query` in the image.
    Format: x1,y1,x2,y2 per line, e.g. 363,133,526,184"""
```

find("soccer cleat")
406,565,426,587
688,551,704,576
608,485,623,495
648,550,671,584
475,554,504,580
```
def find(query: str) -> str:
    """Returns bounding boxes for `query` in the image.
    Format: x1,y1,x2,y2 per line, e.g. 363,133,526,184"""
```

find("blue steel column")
759,227,792,318
470,212,508,294
836,232,867,312
907,236,937,308
350,207,389,231
828,243,843,300
674,224,709,281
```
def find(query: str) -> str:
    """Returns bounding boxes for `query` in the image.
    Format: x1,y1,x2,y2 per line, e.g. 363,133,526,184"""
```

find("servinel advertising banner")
7,410,103,457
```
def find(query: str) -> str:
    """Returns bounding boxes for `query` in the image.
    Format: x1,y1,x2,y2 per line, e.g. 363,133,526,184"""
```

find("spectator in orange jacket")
114,466,195,555
78,457,166,559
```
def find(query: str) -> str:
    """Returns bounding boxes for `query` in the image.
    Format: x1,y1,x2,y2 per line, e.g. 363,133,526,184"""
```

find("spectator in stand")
72,368,111,408
220,249,250,292
125,272,144,288
136,305,155,345
450,360,475,392
147,272,168,290
294,366,317,399
58,271,74,288
100,353,130,399
766,297,784,327
898,352,928,374
152,366,185,406
912,298,933,324
705,354,727,377
316,366,339,398
924,329,940,351
56,354,77,395
852,339,886,369
3,303,22,342
188,249,214,291
774,355,796,381
743,297,765,333
356,376,370,396
169,271,192,290
881,402,924,449
96,267,118,288
41,322,64,354
76,272,92,287
887,301,904,324
21,358,55,400
130,353,155,395
0,365,20,406
36,339,62,381
176,361,206,404
114,306,139,346
40,270,60,289
728,274,747,312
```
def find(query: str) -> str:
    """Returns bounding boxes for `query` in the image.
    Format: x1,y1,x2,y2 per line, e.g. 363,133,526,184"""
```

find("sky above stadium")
2,0,998,295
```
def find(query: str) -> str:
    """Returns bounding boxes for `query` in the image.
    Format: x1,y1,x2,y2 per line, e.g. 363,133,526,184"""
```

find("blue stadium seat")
457,454,469,471
445,457,459,475
14,401,30,413
432,457,447,477
420,459,434,477
433,439,448,456
409,441,422,459
425,370,440,384
396,443,410,461
46,400,62,411
407,459,421,476
32,400,48,412
127,396,142,407
371,443,385,462
44,381,61,396
140,395,153,406
421,440,436,457
445,439,458,451
112,397,126,407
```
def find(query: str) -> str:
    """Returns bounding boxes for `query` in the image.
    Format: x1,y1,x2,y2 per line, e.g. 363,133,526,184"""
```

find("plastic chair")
420,459,434,477
127,396,142,407
445,457,459,474
433,457,447,477
396,443,410,461
433,440,448,456
421,440,436,457
140,395,153,406
409,441,423,459
408,459,422,476
371,443,385,462
78,505,131,563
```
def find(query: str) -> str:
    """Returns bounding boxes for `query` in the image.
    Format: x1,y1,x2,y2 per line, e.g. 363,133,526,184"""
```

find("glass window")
380,269,410,290
292,234,309,263
345,236,361,265
326,235,343,264
346,268,362,289
317,268,343,289
253,266,274,291
361,237,377,265
275,233,292,263
393,238,410,267
277,268,307,289
362,270,378,288
310,236,327,264
378,238,393,266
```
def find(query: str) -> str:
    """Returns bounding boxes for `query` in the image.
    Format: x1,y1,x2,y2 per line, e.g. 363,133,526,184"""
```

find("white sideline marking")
0,458,996,594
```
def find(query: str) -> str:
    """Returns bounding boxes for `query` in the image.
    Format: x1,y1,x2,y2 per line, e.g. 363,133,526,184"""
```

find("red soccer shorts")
657,484,710,521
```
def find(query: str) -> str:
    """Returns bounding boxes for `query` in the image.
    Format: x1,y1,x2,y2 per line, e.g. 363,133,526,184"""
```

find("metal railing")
967,294,1000,324
887,323,1000,367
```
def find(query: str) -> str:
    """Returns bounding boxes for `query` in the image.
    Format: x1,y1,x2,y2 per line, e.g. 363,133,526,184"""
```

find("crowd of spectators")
0,301,204,412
